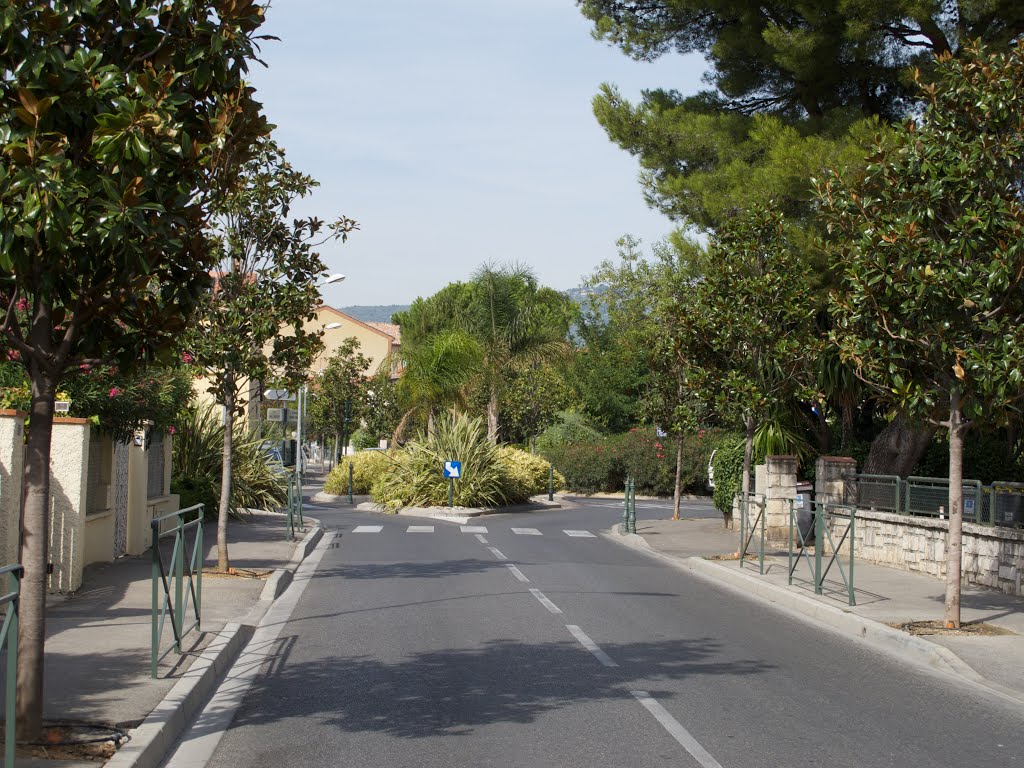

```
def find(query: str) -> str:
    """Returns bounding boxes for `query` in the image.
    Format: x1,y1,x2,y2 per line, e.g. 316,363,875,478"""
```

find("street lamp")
321,273,345,285
325,322,342,330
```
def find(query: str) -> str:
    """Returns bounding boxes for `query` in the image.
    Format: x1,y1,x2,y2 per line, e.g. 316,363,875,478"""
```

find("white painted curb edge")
110,519,325,768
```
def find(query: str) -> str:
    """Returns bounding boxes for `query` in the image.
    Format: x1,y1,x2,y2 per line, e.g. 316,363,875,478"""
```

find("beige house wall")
47,417,90,593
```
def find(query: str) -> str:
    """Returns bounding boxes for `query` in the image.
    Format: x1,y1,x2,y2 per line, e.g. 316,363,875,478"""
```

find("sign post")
443,461,462,508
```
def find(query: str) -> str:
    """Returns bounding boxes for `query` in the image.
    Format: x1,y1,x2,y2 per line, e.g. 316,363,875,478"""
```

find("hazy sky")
249,1,705,306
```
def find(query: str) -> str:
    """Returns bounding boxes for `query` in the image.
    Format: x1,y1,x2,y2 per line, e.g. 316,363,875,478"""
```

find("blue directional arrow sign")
443,461,462,479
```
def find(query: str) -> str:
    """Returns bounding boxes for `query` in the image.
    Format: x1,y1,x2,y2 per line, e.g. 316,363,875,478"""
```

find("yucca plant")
171,403,288,519
373,411,507,511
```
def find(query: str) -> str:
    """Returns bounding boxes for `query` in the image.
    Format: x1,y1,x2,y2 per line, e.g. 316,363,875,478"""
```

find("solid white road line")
163,532,334,767
506,564,530,583
352,525,382,533
631,691,725,768
461,525,488,533
566,625,618,667
406,525,434,533
511,527,542,535
488,547,507,561
528,588,562,614
563,530,595,538
475,534,489,544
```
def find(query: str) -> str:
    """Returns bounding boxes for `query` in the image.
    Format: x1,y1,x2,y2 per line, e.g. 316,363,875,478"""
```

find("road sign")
443,461,462,479
267,408,285,423
263,388,296,402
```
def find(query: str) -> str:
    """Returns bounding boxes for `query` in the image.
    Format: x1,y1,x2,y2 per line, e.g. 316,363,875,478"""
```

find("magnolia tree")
0,1,269,736
307,337,371,457
819,42,1024,628
184,137,356,572
663,206,818,522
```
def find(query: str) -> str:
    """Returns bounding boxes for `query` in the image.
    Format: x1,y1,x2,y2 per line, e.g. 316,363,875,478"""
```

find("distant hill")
340,305,410,323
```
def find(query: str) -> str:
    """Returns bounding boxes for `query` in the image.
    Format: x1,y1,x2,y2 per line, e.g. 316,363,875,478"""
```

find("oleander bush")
324,449,394,495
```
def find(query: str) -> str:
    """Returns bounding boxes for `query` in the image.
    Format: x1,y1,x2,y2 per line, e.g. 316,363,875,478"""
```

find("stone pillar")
0,410,25,566
816,456,857,506
765,455,797,542
48,417,90,593
816,456,858,556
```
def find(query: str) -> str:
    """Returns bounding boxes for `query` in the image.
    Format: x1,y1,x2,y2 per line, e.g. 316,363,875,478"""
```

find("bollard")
548,464,554,501
621,482,629,534
348,461,354,504
814,501,824,595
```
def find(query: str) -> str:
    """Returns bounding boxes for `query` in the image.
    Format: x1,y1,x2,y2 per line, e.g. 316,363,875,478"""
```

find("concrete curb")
109,519,325,768
104,623,253,768
603,526,1024,707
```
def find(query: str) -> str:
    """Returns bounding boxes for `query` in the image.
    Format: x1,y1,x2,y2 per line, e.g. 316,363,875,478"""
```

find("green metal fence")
0,564,22,767
738,493,767,574
845,473,1024,528
788,499,857,606
620,477,636,534
151,504,204,678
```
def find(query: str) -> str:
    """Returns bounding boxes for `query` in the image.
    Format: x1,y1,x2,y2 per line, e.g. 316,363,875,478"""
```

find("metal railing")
620,476,636,534
845,473,1024,528
0,564,22,767
151,504,204,678
788,499,857,606
738,493,767,574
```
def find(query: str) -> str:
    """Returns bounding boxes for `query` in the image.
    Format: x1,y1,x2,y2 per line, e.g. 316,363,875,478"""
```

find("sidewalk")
616,516,1024,703
2,508,322,767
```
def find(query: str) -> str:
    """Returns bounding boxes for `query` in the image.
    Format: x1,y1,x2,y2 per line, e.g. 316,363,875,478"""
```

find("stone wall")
845,509,1024,596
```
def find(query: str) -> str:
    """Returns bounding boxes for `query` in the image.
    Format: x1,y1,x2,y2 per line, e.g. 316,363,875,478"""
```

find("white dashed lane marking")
488,547,508,561
475,534,489,544
351,526,382,533
461,525,488,533
631,691,724,768
528,588,562,614
564,530,596,538
566,625,618,667
511,528,542,536
406,525,434,533
506,564,530,583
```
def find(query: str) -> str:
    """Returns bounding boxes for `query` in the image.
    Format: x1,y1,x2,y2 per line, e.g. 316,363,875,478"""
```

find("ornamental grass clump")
170,403,288,519
372,412,506,511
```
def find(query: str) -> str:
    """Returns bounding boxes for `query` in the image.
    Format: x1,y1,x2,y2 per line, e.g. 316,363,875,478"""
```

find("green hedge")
541,426,733,496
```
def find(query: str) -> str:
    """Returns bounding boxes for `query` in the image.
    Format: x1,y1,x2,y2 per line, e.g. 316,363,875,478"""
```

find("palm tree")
468,264,573,443
388,329,482,443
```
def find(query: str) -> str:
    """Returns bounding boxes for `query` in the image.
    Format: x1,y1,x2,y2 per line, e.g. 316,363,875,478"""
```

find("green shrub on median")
324,449,395,495
497,446,565,499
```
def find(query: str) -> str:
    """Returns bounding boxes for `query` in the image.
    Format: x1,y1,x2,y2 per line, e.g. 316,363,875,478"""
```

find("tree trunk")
486,384,499,444
945,389,965,629
16,371,57,740
738,414,755,529
672,432,684,520
218,388,234,573
863,412,936,477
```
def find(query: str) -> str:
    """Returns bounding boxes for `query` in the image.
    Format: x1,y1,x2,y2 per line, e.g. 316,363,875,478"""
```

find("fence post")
151,522,160,677
787,499,794,585
3,566,21,768
759,496,766,575
174,517,184,652
848,510,856,606
814,501,824,595
739,492,747,561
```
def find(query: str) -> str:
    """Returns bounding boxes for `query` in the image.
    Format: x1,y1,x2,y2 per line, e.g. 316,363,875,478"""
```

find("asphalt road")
180,498,1024,768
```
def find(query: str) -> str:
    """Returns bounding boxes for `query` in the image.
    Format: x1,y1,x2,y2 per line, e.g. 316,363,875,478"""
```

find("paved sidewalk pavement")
619,516,1024,702
2,507,319,767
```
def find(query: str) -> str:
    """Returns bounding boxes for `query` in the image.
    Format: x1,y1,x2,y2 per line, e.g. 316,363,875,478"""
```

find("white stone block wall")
845,509,1024,596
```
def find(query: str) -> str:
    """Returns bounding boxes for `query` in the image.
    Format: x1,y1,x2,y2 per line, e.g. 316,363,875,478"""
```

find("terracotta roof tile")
366,322,401,344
